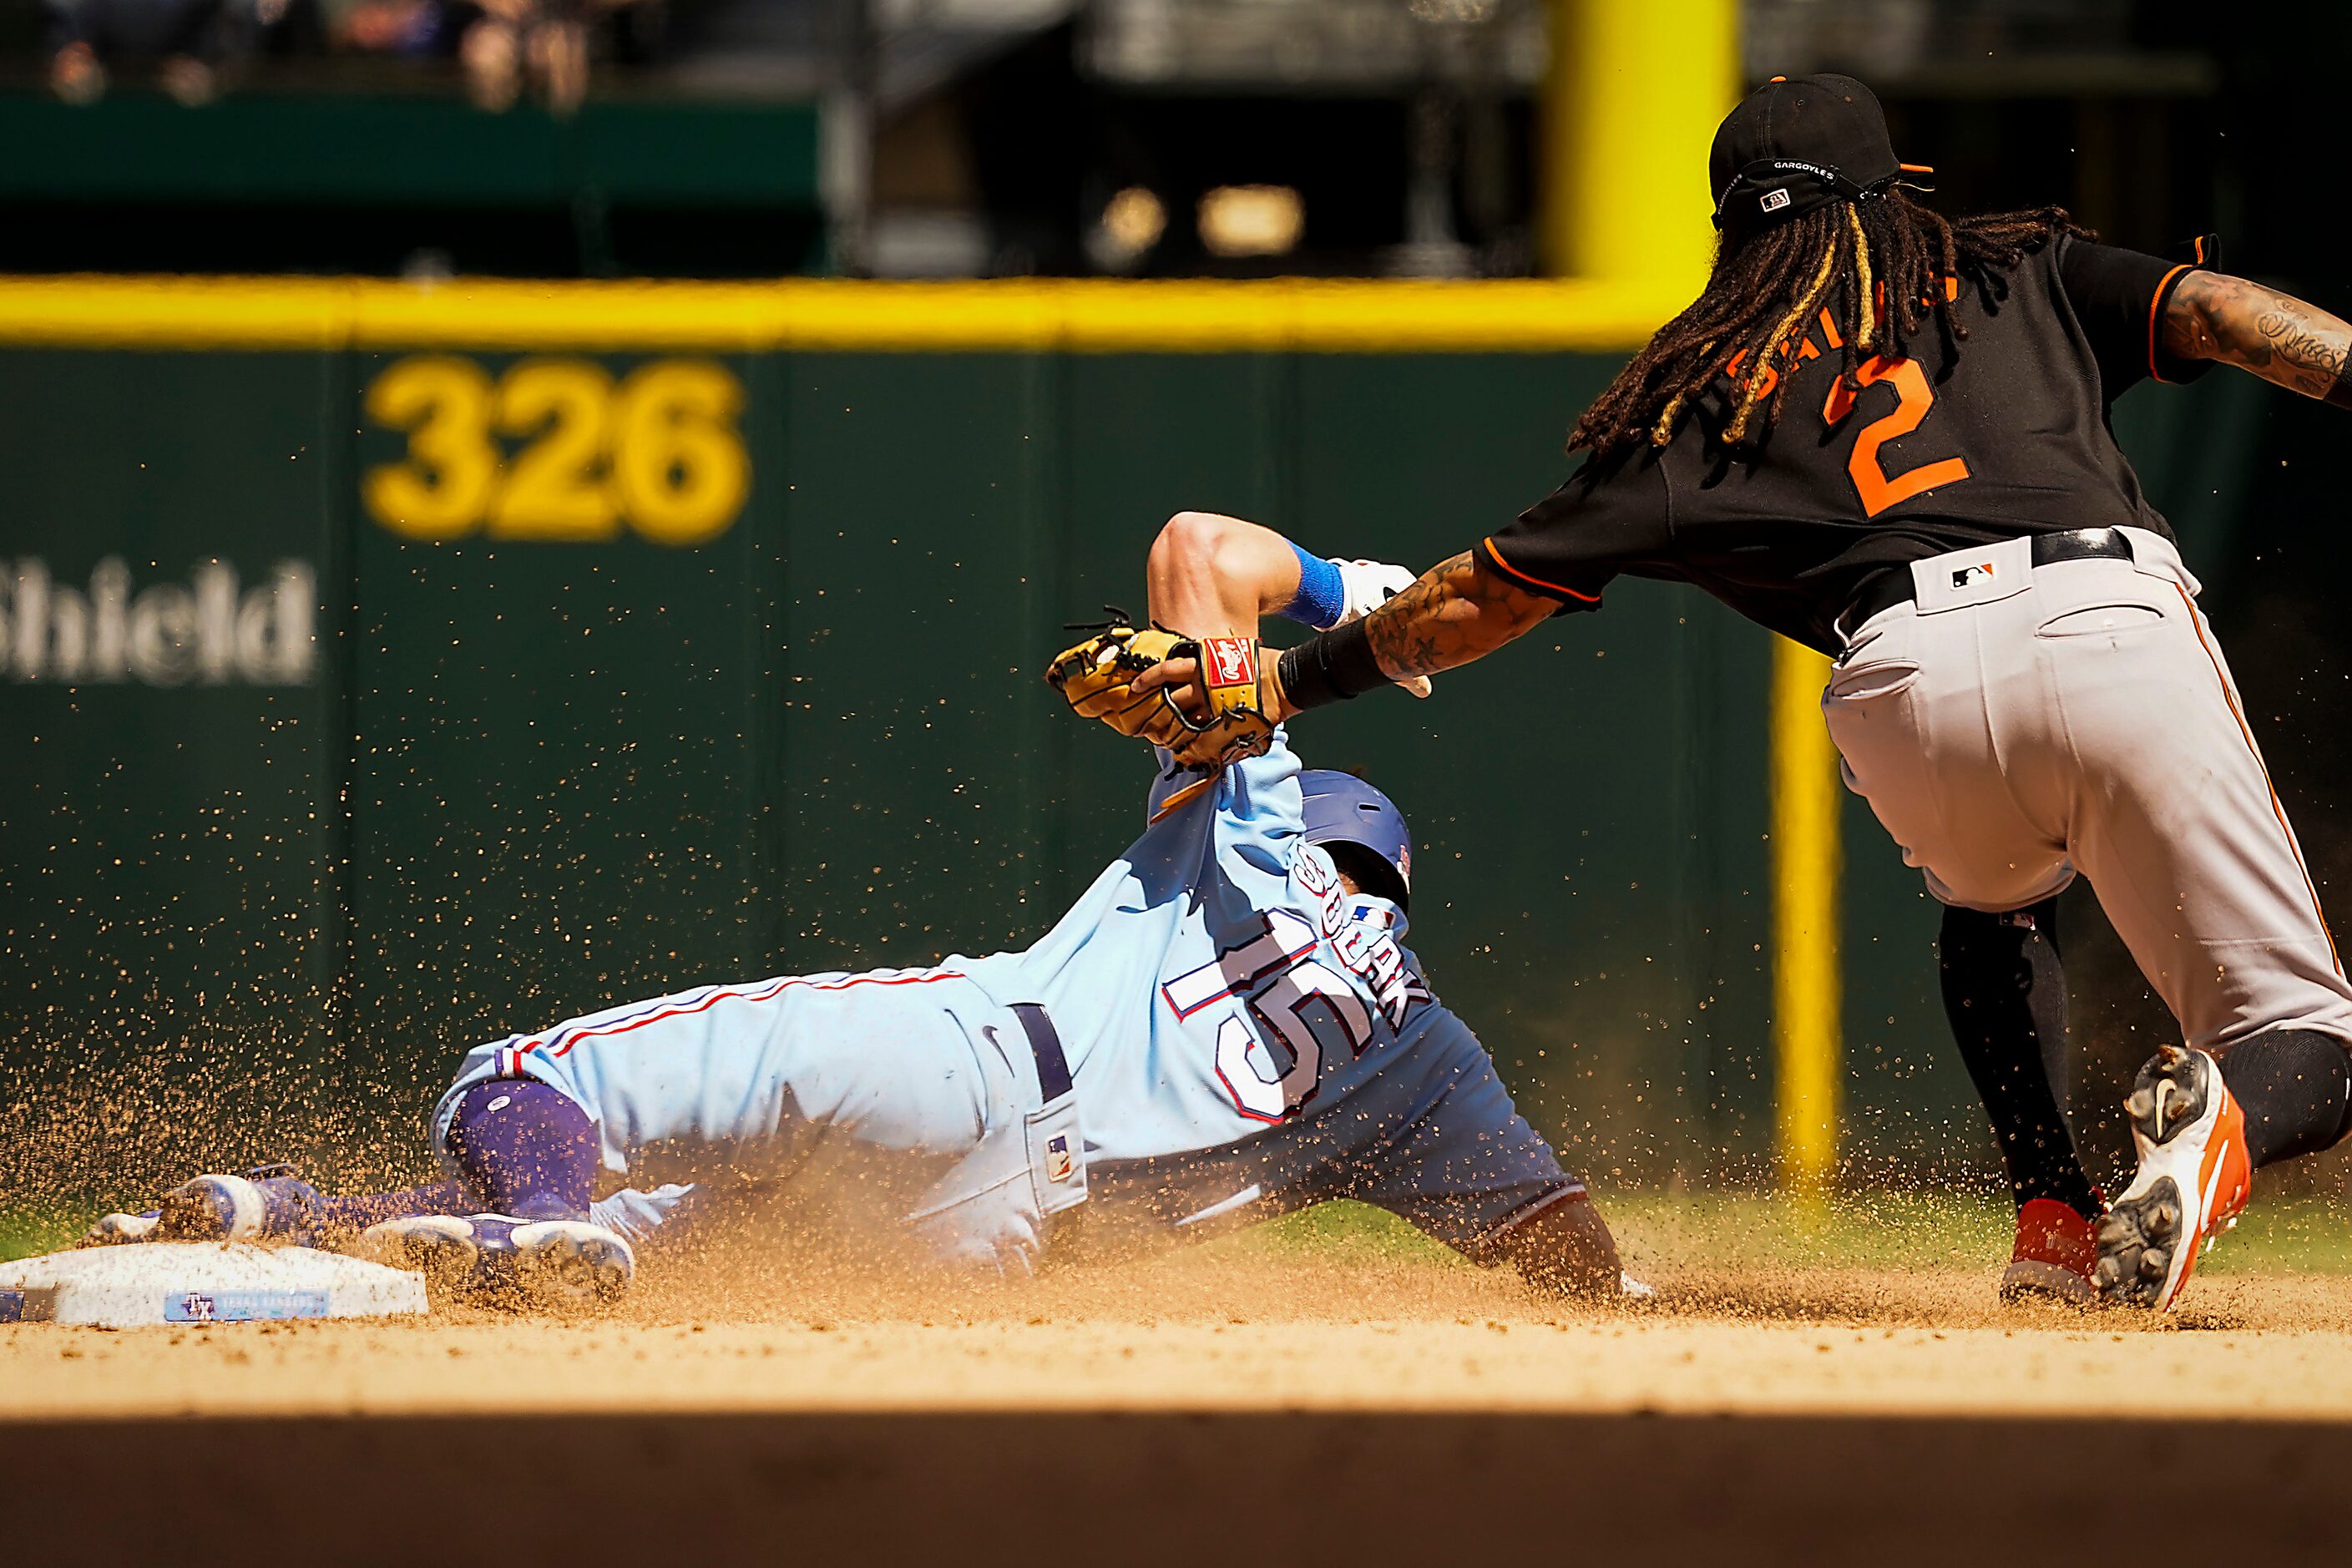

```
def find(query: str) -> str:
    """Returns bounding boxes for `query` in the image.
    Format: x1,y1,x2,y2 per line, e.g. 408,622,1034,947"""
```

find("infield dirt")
13,1202,2352,1563
9,1219,2352,1424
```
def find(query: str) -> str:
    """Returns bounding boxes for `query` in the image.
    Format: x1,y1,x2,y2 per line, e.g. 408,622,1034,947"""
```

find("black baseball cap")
1709,73,1928,236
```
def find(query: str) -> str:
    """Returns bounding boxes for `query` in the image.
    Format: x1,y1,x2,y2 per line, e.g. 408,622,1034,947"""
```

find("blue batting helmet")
1299,771,1413,909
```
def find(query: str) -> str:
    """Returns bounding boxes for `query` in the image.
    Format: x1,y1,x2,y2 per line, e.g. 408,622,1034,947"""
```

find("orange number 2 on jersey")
1821,356,1971,518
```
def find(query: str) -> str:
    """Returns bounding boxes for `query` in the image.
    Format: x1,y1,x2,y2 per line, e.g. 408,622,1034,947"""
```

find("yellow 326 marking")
362,356,750,545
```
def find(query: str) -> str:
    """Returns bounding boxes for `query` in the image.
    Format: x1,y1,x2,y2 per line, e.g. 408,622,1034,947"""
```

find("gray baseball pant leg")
1822,529,2352,1159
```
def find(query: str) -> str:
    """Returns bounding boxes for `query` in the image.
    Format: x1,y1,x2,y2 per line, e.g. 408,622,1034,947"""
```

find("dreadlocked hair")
1568,190,2089,458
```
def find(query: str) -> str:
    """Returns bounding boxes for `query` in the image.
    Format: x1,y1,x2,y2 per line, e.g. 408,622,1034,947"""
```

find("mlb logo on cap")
1760,187,1791,213
1044,1133,1075,1183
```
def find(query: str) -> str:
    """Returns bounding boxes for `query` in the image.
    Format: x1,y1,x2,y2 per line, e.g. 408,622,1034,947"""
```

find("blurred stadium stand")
0,0,2285,281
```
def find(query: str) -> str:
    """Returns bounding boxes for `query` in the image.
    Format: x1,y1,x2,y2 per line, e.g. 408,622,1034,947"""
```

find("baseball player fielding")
1124,73,2352,1316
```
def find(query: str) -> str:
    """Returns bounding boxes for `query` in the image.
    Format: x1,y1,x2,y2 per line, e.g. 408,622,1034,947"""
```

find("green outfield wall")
0,279,2268,1192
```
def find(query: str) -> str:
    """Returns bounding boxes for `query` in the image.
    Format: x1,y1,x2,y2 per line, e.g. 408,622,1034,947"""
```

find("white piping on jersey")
503,968,970,1064
1176,1183,1266,1227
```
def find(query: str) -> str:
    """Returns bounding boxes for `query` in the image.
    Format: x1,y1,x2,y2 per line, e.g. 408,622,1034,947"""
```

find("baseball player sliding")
83,518,1625,1311
1105,74,2352,1312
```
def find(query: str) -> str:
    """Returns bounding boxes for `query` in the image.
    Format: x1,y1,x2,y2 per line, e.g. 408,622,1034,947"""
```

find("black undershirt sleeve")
1474,450,1672,615
2058,232,2220,395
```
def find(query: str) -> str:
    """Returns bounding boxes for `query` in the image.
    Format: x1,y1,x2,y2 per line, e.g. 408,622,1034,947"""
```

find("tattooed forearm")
2165,271,2352,407
1362,551,1555,680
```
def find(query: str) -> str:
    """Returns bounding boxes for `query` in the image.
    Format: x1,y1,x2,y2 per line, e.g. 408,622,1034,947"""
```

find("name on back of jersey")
1297,843,1429,1029
1161,852,1429,1034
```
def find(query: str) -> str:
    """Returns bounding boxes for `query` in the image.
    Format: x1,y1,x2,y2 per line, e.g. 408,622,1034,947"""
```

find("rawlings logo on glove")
1200,637,1254,689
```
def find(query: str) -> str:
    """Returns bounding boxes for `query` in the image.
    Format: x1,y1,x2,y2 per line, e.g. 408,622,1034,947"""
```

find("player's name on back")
2,557,316,687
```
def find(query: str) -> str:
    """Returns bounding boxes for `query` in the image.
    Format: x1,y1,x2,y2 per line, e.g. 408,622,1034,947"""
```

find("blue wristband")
1281,543,1347,630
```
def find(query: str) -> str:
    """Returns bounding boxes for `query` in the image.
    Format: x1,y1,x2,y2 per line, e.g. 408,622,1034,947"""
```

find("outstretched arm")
1145,549,1551,721
1496,1195,1625,1301
1354,550,1555,686
1132,514,1442,718
2162,271,2352,407
1145,509,1302,640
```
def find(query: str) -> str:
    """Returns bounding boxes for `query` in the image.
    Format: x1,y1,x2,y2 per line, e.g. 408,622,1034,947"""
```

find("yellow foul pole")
1542,0,1739,286
1772,642,1843,1194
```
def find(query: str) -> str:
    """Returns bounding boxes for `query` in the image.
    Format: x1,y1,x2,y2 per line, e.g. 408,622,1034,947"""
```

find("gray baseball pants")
1823,527,2352,1056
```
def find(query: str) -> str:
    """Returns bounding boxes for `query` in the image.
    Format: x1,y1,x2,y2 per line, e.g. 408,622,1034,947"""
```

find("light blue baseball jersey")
439,731,1576,1265
953,732,1578,1253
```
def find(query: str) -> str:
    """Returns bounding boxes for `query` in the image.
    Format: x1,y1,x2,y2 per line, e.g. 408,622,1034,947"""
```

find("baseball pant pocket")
2035,602,2165,639
1826,659,1921,701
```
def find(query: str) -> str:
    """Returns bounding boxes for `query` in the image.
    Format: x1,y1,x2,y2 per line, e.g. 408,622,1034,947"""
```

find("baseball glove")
1045,615,1278,768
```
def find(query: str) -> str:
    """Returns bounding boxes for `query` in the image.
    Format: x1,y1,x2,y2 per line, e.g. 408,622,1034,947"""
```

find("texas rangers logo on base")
1044,1133,1076,1183
1201,637,1254,690
1951,562,1997,589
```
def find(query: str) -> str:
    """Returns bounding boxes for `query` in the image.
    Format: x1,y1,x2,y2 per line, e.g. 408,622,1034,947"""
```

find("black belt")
1844,528,2136,632
1009,1002,1072,1102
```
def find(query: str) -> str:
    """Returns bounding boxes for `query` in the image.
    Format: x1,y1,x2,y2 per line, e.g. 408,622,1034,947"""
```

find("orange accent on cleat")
2096,1046,2253,1311
2170,1068,2253,1302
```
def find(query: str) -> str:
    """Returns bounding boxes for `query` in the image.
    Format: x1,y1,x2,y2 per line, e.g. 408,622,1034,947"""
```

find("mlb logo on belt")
1951,562,1997,589
1201,637,1254,689
1044,1133,1075,1184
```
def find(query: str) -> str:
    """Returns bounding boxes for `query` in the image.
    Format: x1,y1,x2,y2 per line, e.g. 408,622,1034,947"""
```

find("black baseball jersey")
1476,235,2216,654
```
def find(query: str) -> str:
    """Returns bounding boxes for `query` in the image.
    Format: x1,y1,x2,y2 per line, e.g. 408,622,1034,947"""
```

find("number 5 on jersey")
1163,908,1373,1123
